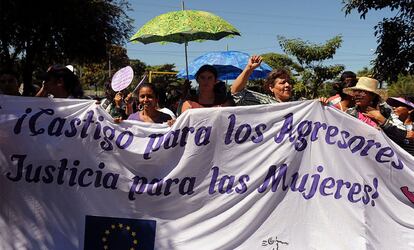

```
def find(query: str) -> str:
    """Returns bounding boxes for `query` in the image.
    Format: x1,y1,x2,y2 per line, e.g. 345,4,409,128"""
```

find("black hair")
137,82,159,98
45,65,83,98
410,110,414,121
195,65,218,81
63,73,83,98
340,71,357,82
335,71,357,99
372,94,380,107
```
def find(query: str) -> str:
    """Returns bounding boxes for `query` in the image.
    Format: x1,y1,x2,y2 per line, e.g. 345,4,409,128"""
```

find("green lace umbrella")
130,10,241,78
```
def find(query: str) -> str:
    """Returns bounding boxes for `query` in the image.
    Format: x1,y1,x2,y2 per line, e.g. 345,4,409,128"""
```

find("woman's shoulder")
185,100,205,109
127,112,141,121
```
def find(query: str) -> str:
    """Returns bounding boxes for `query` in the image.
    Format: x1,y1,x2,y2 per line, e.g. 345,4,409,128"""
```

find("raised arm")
230,55,263,94
124,93,134,115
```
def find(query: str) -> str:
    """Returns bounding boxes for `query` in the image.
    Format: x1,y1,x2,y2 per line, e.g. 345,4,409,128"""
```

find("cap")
40,64,74,81
386,97,414,109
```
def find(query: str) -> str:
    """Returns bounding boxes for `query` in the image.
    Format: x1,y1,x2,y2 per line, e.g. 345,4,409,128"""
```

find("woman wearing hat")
343,77,407,144
36,64,84,98
386,97,414,123
386,97,414,155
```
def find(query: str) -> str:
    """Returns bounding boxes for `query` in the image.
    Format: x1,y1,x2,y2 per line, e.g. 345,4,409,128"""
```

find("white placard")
111,66,134,91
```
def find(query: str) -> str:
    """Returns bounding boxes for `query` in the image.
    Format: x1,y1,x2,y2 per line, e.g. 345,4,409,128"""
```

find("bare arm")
35,84,48,97
181,101,192,113
230,55,263,94
124,93,134,115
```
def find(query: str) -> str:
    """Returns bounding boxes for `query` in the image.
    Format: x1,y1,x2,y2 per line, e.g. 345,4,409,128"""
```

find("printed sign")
111,66,134,91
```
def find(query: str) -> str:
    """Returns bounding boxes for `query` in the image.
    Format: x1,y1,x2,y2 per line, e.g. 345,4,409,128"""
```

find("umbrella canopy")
176,51,273,80
130,10,240,44
130,10,240,79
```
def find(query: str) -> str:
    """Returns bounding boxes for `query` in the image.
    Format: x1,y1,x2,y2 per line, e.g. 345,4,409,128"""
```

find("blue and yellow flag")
84,215,156,250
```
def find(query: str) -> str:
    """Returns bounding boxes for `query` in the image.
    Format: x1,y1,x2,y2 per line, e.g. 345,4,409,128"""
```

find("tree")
357,66,374,77
0,0,133,95
130,59,147,81
80,45,130,95
278,35,345,98
343,0,414,82
388,75,414,98
260,53,303,72
146,64,178,90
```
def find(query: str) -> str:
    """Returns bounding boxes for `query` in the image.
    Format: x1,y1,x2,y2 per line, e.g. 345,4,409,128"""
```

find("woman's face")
0,73,19,95
353,90,375,108
269,75,292,102
393,106,410,121
138,87,157,110
197,70,217,92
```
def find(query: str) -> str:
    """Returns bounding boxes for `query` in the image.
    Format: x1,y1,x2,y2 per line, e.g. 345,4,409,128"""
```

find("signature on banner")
261,236,289,250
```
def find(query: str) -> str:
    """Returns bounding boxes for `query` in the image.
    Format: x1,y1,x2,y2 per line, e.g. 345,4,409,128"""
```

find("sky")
125,0,395,73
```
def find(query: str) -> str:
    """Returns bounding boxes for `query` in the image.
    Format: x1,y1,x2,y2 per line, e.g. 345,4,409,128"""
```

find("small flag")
84,215,156,250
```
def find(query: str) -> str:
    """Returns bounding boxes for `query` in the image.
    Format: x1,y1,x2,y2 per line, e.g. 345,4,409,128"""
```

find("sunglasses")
352,90,369,96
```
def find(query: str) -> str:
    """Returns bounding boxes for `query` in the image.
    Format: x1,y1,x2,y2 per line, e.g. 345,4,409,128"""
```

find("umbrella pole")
185,42,189,79
181,1,189,79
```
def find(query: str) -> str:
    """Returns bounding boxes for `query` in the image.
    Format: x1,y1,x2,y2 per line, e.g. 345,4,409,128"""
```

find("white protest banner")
1,94,414,250
111,66,134,91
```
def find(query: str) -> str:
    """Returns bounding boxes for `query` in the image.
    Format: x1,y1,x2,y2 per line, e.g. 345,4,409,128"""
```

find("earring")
138,104,144,111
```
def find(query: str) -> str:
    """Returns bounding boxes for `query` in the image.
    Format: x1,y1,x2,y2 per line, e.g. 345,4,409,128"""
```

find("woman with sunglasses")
343,77,407,143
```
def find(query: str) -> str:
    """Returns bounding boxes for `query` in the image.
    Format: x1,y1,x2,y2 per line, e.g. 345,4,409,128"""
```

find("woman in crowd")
386,97,414,123
342,77,407,143
180,65,234,113
121,83,173,125
36,64,84,98
230,55,293,105
100,82,128,120
0,70,20,96
386,97,414,155
327,71,357,111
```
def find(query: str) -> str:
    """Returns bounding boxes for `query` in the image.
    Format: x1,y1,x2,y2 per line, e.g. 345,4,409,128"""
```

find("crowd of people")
2,57,414,156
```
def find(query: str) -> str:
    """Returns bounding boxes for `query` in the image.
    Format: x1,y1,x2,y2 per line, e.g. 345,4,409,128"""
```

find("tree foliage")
260,53,303,72
0,0,133,95
278,35,344,98
130,59,147,81
80,45,130,89
343,0,414,82
357,66,374,77
146,64,178,89
388,75,414,97
278,36,343,65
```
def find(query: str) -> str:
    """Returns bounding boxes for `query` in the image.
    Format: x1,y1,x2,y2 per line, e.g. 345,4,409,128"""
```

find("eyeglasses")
352,90,369,96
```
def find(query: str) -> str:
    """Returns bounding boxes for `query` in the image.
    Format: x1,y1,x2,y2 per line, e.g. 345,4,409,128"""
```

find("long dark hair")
136,82,159,98
195,65,218,81
336,71,357,99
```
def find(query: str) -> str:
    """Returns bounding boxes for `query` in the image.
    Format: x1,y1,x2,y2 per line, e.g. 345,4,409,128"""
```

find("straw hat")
343,77,388,101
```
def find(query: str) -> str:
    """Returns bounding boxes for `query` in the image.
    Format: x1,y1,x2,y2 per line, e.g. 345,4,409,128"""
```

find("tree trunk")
22,46,35,96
